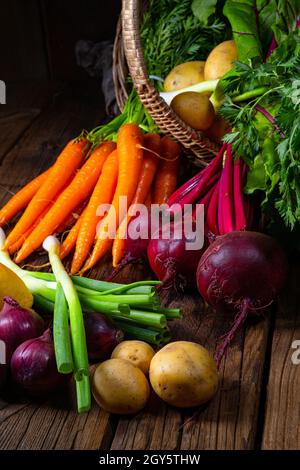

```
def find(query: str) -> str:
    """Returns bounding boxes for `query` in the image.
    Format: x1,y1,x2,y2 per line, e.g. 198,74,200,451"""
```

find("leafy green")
223,0,263,61
258,0,300,47
220,28,300,229
192,0,219,24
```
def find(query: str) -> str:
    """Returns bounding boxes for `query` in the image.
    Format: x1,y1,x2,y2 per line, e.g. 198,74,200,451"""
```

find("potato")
149,341,218,408
171,92,215,131
204,40,238,81
92,358,150,414
111,340,155,375
164,61,206,92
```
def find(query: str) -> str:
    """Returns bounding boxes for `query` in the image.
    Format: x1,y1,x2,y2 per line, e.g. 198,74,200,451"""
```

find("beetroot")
148,220,206,291
197,231,288,366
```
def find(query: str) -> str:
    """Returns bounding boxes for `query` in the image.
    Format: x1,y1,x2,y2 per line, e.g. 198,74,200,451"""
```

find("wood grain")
262,261,300,450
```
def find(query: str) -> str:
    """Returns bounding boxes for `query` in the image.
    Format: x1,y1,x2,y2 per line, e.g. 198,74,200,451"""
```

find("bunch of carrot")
0,124,180,273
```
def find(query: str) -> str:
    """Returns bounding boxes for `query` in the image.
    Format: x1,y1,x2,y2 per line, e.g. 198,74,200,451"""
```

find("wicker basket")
113,0,219,166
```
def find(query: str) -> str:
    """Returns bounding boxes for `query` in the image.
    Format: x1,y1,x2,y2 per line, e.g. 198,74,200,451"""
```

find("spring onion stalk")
78,295,130,316
76,375,91,414
160,79,219,106
29,271,160,295
113,311,167,330
33,294,55,314
54,283,74,374
148,307,182,319
92,293,159,308
43,236,90,413
113,320,164,345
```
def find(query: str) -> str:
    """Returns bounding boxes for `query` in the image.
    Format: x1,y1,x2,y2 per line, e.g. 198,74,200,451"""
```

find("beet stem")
215,298,251,368
233,158,247,231
218,144,235,234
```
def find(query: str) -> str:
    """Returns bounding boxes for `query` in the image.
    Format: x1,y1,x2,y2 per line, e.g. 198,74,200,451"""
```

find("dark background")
0,0,121,82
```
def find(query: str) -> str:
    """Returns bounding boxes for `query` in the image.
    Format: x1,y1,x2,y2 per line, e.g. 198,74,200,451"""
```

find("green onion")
76,375,91,414
33,294,55,314
29,271,160,295
113,320,163,345
78,295,130,316
54,282,74,374
150,307,182,319
43,236,90,413
126,310,167,329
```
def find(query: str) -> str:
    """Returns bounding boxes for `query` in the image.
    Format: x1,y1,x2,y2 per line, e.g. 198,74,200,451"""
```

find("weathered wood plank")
111,294,270,450
0,82,63,163
262,261,300,450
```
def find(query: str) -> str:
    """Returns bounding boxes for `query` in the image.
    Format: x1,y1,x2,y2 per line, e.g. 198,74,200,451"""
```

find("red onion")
0,296,45,361
10,329,69,396
197,231,288,366
84,313,124,362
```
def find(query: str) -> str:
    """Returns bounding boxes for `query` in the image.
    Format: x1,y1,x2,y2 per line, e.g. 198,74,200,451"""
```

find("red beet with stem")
196,231,288,367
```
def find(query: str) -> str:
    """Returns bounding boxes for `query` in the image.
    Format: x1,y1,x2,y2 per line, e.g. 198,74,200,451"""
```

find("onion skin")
197,231,288,311
0,296,45,361
10,329,69,396
84,313,124,362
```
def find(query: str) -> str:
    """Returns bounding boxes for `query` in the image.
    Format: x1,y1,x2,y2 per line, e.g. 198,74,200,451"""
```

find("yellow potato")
204,40,238,81
171,92,215,131
111,340,155,375
0,263,33,309
92,358,150,414
149,341,218,408
164,61,206,92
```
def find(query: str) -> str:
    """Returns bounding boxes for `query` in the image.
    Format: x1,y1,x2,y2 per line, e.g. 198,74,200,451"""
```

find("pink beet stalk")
233,158,247,231
206,181,220,237
168,171,203,206
218,144,235,234
169,144,225,215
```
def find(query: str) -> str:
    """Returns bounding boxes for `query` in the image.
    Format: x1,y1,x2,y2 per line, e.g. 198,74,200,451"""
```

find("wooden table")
0,81,299,451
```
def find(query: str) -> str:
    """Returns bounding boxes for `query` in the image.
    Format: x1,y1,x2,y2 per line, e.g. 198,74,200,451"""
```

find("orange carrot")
81,123,144,273
60,207,87,259
15,141,115,263
55,199,89,235
8,204,53,255
70,148,118,274
152,136,181,204
0,167,52,227
5,139,89,249
112,133,160,267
